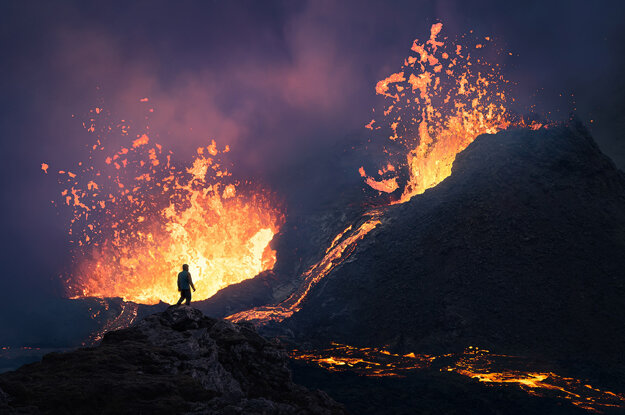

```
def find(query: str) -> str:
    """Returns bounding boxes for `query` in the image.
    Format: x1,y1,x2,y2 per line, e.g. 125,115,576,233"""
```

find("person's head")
182,264,189,271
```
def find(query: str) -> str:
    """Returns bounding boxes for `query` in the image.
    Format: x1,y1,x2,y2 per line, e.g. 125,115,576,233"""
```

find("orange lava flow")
54,107,284,305
451,348,625,413
226,213,381,324
360,23,542,203
290,342,435,378
290,345,625,413
227,25,526,324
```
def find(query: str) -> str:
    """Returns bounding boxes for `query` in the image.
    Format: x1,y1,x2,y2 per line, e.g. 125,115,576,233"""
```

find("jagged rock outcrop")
0,306,345,415
286,122,625,373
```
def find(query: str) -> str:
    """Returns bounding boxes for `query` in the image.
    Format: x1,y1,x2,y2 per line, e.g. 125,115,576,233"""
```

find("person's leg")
176,290,185,305
184,289,191,305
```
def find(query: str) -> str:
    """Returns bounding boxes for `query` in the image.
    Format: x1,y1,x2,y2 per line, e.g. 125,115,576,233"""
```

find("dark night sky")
1,0,625,331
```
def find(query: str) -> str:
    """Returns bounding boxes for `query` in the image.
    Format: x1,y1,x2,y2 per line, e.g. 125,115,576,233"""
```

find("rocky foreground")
0,306,345,415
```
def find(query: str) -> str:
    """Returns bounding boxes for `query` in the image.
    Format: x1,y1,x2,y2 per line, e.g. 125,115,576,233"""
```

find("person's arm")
189,273,196,291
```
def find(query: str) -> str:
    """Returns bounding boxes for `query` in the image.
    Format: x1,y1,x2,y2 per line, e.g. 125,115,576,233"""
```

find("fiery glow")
290,342,435,377
363,23,525,202
359,166,399,193
227,25,528,326
227,212,381,324
450,347,625,413
290,345,625,413
55,107,284,305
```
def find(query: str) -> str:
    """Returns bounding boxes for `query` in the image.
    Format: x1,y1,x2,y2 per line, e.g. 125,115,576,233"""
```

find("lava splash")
360,23,540,203
52,106,284,305
227,24,526,326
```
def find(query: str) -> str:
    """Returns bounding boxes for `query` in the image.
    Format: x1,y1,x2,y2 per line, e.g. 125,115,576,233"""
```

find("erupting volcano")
51,22,521,322
225,23,527,327
4,3,625,414
53,107,284,305
360,23,539,202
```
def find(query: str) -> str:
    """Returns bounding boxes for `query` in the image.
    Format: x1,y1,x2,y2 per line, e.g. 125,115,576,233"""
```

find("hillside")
287,121,625,373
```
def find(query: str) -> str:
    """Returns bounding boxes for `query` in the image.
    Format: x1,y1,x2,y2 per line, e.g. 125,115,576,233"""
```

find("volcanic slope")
287,121,625,372
0,306,345,415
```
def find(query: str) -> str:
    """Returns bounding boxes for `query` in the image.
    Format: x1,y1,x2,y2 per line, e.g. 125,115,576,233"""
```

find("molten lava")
226,24,531,326
54,106,283,305
227,212,382,324
360,23,541,202
289,342,435,377
290,345,625,413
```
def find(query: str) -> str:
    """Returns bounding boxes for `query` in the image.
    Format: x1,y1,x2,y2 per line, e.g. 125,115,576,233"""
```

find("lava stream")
226,212,382,325
290,344,625,413
227,23,519,326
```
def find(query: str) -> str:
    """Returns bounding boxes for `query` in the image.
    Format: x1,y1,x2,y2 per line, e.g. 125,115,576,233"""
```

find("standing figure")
176,264,196,305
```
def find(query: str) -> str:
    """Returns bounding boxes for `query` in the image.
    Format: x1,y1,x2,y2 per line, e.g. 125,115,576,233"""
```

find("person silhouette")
176,264,196,305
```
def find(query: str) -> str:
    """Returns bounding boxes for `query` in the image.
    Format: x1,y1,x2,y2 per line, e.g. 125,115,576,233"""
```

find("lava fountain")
50,105,284,305
228,22,529,326
360,23,540,202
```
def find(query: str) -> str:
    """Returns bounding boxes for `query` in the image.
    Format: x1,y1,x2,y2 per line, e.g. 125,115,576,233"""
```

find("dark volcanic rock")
290,362,593,415
194,203,375,320
288,122,625,373
194,271,281,319
0,306,345,415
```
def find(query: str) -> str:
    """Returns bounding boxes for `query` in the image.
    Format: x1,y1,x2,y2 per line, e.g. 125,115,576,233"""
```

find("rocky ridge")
0,306,345,415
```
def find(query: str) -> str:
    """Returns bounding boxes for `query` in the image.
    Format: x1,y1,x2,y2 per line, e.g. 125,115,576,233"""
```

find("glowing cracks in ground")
290,344,625,413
